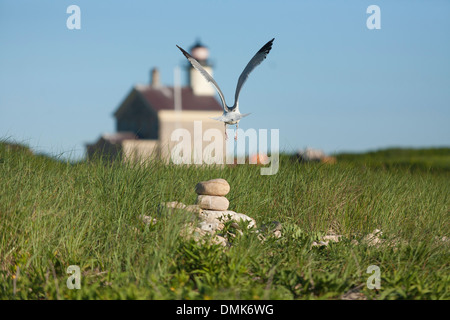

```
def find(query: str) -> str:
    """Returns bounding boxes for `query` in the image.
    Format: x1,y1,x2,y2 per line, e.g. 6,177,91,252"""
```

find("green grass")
336,147,450,173
0,141,449,299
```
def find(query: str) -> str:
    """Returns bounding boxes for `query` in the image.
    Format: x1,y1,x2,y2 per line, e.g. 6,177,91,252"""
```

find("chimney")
150,67,160,87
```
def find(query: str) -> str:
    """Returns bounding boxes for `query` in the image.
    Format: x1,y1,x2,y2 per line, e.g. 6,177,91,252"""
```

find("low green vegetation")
0,142,449,299
336,147,450,173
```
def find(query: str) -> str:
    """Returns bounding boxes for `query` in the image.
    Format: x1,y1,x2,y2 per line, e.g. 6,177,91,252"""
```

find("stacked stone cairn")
193,178,256,246
142,178,282,247
196,178,255,227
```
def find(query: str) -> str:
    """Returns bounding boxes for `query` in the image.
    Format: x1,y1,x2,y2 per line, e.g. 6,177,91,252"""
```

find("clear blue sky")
1,0,449,160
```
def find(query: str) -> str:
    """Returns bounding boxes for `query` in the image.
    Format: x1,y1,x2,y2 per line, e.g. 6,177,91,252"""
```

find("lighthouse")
187,40,216,96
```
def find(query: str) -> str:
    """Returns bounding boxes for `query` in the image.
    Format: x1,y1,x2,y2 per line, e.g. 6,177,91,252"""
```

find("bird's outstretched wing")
231,38,274,111
176,45,230,112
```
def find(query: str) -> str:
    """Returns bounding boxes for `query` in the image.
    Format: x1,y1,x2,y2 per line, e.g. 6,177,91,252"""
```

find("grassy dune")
0,142,449,299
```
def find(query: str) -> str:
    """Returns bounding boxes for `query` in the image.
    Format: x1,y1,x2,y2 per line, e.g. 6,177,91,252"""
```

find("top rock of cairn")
195,178,230,196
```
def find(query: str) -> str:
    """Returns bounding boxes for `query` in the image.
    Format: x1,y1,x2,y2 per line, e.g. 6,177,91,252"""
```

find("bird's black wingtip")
259,38,275,54
176,44,191,58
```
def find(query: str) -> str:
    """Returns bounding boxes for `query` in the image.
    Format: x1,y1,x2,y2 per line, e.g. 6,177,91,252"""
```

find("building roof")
137,85,222,111
114,85,222,118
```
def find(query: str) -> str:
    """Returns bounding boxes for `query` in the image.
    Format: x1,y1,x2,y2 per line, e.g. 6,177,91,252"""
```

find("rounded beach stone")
233,213,256,229
195,178,230,196
201,210,256,229
200,210,237,221
196,195,229,211
184,204,202,214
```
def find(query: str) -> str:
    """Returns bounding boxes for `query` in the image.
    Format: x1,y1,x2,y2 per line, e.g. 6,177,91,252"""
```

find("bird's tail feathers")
210,113,251,122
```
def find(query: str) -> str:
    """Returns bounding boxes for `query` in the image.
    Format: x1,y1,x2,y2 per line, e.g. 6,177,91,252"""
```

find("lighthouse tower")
188,40,216,96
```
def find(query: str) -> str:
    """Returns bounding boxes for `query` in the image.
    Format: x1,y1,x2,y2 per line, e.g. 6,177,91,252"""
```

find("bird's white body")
212,110,250,125
177,38,274,139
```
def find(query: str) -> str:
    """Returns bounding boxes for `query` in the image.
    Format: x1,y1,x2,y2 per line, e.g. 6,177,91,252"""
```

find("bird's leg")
235,123,238,141
224,123,228,140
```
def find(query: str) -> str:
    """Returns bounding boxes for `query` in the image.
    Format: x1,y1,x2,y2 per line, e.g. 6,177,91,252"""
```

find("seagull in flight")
176,38,275,140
